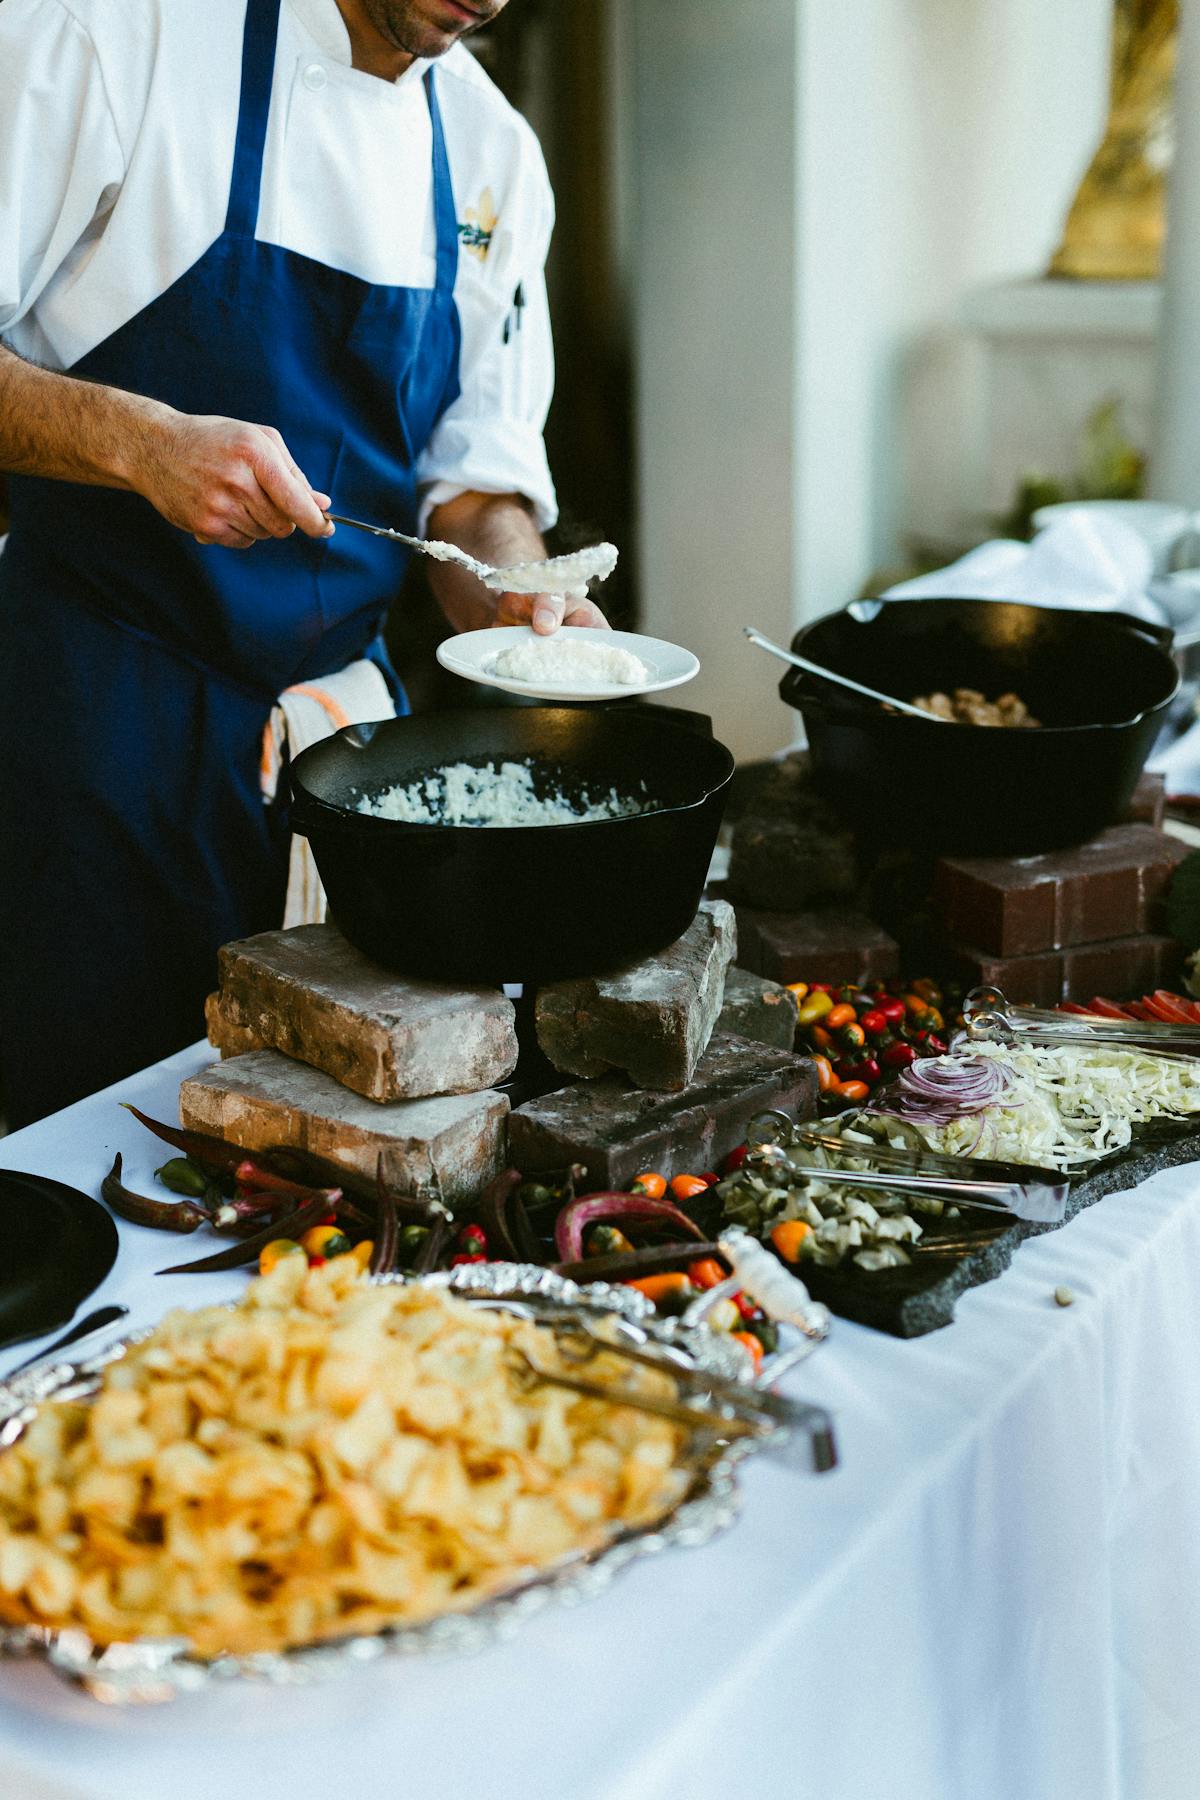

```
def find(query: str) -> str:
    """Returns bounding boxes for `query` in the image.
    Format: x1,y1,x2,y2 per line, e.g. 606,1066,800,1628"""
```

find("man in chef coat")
0,0,604,1126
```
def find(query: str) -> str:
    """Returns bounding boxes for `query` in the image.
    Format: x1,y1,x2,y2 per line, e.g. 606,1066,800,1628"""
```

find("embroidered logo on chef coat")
459,187,498,260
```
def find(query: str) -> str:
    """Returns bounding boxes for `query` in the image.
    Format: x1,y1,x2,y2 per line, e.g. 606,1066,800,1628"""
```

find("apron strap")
425,69,460,295
225,0,284,239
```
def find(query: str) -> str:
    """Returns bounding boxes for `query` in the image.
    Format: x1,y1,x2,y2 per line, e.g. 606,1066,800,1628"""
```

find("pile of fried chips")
0,1260,689,1657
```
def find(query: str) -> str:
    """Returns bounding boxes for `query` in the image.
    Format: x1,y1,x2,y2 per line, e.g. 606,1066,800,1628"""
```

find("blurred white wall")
616,0,1113,759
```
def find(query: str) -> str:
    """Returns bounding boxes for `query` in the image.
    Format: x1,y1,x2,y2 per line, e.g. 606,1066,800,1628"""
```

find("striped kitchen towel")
261,660,396,928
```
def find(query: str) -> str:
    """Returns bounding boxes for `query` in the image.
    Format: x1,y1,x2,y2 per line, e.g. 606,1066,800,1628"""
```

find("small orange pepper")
811,1053,837,1095
631,1171,667,1199
300,1224,353,1260
770,1219,812,1262
670,1173,710,1202
837,1079,871,1105
624,1273,694,1303
785,982,809,1000
809,1025,833,1053
351,1239,375,1270
825,1002,857,1030
732,1330,764,1370
687,1257,728,1290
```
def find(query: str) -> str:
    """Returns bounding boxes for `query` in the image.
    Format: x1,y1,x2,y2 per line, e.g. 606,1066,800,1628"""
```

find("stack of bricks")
180,910,821,1206
513,900,819,1185
932,823,1189,1007
717,764,1187,1002
181,924,519,1200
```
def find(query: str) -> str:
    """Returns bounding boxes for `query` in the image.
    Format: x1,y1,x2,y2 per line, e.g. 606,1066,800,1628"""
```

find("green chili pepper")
155,1157,211,1199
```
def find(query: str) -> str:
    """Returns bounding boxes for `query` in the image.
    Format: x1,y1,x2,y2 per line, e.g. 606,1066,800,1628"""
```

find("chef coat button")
303,62,327,91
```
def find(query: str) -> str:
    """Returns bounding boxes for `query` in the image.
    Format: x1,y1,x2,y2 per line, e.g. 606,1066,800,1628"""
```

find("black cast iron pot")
778,597,1180,855
289,706,734,984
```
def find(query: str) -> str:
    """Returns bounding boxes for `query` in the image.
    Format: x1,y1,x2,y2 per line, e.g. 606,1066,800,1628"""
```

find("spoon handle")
4,1304,130,1379
742,626,948,723
325,514,491,578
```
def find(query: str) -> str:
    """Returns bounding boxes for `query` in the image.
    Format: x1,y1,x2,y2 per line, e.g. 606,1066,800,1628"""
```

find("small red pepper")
860,1009,888,1038
450,1251,488,1267
722,1144,749,1175
733,1290,759,1322
877,997,905,1027
880,1041,917,1071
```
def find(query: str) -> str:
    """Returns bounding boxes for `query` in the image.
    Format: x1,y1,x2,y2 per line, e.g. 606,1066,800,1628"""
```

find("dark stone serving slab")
805,1119,1200,1339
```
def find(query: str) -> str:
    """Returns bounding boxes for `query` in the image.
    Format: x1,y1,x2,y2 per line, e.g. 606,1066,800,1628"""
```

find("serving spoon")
3,1303,129,1380
326,513,618,598
743,625,950,723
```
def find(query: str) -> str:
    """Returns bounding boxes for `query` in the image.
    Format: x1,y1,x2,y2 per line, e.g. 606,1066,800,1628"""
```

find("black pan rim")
0,1168,119,1352
787,595,1181,733
290,717,736,834
785,683,1178,736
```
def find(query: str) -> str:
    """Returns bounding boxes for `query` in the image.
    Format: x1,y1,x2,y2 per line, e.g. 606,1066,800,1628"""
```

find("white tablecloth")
3,1046,1200,1800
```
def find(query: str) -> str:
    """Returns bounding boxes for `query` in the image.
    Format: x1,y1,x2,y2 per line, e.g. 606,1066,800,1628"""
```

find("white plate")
435,625,700,702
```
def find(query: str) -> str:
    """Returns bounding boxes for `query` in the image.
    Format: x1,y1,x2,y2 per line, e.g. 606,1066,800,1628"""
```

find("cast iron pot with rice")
289,705,734,983
778,597,1179,855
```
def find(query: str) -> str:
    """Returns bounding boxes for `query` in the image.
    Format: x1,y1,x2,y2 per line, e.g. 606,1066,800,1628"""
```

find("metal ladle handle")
743,626,950,723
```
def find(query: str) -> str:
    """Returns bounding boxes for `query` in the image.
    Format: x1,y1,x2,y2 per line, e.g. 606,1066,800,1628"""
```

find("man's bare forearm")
0,342,331,546
0,341,168,489
424,491,546,631
426,490,608,634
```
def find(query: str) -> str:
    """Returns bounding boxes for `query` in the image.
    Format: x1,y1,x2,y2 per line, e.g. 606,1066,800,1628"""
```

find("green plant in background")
1001,397,1145,539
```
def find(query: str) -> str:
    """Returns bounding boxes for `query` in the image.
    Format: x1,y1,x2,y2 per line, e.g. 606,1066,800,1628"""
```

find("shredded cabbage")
876,1041,1200,1171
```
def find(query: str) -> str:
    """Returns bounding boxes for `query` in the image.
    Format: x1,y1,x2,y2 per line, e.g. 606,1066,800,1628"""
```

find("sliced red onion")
871,1053,1014,1128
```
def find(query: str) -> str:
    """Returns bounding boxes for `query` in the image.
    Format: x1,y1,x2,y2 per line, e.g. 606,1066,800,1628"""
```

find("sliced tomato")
1151,990,1198,1024
1059,1002,1093,1015
1122,1001,1159,1022
1139,995,1180,1023
1085,997,1137,1020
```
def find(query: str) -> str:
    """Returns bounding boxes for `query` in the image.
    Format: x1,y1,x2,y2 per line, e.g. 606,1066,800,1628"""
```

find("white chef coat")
0,0,558,530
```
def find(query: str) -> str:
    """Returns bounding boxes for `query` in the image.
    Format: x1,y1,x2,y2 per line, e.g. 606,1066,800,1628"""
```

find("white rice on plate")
489,635,648,688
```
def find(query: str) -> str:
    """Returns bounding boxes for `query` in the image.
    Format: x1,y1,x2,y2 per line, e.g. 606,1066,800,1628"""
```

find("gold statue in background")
1050,0,1177,280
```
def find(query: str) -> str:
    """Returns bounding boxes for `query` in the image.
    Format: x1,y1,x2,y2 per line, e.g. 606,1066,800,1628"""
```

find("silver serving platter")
0,1264,824,1704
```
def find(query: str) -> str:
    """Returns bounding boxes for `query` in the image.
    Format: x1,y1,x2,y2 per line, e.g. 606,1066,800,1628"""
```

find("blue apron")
0,0,462,1125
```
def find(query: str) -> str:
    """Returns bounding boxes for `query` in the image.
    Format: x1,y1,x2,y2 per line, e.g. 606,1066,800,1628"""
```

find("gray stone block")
509,1031,819,1190
534,901,737,1091
179,1050,509,1200
716,966,799,1049
210,924,517,1101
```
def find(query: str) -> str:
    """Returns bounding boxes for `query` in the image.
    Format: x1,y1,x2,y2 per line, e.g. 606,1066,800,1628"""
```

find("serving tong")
474,1294,835,1474
748,1112,1069,1225
962,983,1200,1055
